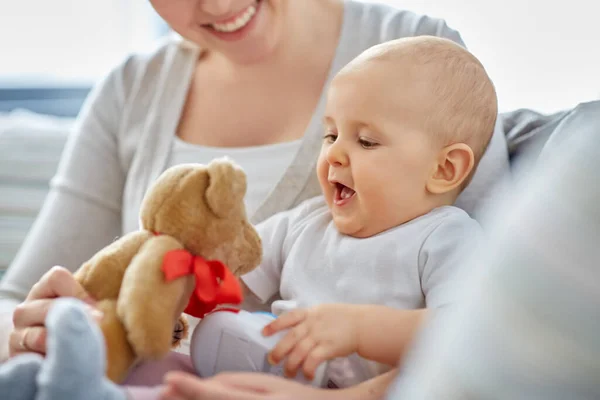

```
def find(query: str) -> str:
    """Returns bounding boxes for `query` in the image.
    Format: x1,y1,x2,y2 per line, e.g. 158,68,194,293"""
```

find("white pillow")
0,109,74,270
0,109,72,182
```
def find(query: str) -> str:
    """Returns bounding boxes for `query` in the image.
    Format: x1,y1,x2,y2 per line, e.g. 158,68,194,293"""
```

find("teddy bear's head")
138,158,262,276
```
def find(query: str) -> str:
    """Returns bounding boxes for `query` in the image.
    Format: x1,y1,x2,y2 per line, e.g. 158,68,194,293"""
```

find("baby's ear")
426,143,475,195
205,158,247,219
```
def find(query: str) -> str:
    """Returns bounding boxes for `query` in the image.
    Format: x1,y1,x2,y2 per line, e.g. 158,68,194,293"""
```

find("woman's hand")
8,266,99,357
161,372,347,400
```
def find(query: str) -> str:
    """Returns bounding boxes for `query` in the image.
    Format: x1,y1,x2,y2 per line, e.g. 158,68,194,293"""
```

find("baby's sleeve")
240,210,294,304
418,213,483,309
242,197,326,303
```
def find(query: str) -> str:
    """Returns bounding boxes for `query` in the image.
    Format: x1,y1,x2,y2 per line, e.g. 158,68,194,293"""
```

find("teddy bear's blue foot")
35,298,126,400
0,353,42,400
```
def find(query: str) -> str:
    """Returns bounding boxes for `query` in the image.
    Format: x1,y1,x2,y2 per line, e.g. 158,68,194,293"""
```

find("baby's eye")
359,138,378,149
323,133,337,143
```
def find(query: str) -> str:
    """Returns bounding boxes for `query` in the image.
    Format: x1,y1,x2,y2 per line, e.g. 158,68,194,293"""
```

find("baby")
0,36,497,400
235,34,498,388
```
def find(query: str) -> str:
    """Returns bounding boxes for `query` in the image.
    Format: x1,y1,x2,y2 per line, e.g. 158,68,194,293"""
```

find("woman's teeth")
211,4,257,33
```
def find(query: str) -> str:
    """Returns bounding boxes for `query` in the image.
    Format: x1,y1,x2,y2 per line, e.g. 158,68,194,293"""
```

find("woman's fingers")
10,299,53,357
213,372,309,392
13,298,102,331
212,372,316,395
12,299,54,328
164,372,266,400
8,326,47,356
9,266,103,358
9,300,103,358
26,266,94,304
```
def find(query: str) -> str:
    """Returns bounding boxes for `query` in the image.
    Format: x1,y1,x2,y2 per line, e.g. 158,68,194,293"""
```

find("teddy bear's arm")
116,235,194,360
75,231,154,301
232,222,263,276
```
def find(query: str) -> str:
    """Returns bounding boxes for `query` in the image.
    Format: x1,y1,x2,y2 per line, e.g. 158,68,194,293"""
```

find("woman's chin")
218,0,282,65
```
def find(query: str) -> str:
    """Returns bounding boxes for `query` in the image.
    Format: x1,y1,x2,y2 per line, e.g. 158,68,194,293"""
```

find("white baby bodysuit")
242,196,482,387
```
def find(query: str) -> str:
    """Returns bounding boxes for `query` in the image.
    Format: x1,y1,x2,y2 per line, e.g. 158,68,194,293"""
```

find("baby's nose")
326,143,349,166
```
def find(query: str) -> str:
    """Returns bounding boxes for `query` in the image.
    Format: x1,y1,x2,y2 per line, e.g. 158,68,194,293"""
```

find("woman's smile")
200,0,263,42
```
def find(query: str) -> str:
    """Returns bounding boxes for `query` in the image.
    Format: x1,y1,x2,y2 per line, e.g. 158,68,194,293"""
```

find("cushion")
0,109,73,273
455,117,511,219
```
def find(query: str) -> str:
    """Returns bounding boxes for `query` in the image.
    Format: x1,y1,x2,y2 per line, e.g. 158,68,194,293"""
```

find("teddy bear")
72,157,262,383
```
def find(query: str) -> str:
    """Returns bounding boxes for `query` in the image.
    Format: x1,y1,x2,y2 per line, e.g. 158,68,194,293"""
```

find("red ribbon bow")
161,249,242,319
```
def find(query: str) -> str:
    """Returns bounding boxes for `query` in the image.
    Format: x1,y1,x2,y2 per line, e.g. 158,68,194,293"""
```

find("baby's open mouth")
334,182,356,205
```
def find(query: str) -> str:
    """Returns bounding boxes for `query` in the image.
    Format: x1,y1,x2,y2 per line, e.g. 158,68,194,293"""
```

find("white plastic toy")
190,309,328,387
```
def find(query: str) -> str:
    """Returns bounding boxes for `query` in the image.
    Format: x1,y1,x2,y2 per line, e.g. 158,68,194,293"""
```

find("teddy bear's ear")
205,158,247,219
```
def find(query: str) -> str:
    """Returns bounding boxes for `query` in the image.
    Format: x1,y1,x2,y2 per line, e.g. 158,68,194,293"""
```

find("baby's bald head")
337,36,497,167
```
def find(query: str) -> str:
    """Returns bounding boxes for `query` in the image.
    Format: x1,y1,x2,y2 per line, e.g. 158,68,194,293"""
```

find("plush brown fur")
74,158,262,383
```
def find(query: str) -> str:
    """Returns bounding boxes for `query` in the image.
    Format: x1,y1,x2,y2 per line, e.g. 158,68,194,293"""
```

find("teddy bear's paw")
36,298,126,400
172,314,190,348
0,353,42,400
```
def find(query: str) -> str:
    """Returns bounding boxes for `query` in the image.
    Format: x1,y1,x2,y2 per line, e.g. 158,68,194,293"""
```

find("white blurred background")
0,0,598,113
0,0,163,86
362,0,600,113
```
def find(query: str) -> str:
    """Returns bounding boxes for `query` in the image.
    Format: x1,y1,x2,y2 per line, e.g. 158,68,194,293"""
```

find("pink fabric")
125,386,165,400
123,351,196,399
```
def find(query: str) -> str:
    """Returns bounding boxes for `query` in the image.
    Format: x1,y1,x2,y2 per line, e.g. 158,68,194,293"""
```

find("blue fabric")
0,298,125,400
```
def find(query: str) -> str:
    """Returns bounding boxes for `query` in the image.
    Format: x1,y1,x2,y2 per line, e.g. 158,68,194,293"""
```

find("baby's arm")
352,305,427,366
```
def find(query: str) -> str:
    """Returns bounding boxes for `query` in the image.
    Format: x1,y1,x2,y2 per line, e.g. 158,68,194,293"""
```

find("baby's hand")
262,304,361,380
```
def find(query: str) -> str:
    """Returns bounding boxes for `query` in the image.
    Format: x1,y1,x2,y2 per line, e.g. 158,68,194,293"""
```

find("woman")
0,0,508,387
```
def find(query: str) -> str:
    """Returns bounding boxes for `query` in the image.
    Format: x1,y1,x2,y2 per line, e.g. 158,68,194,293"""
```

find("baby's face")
317,63,441,238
